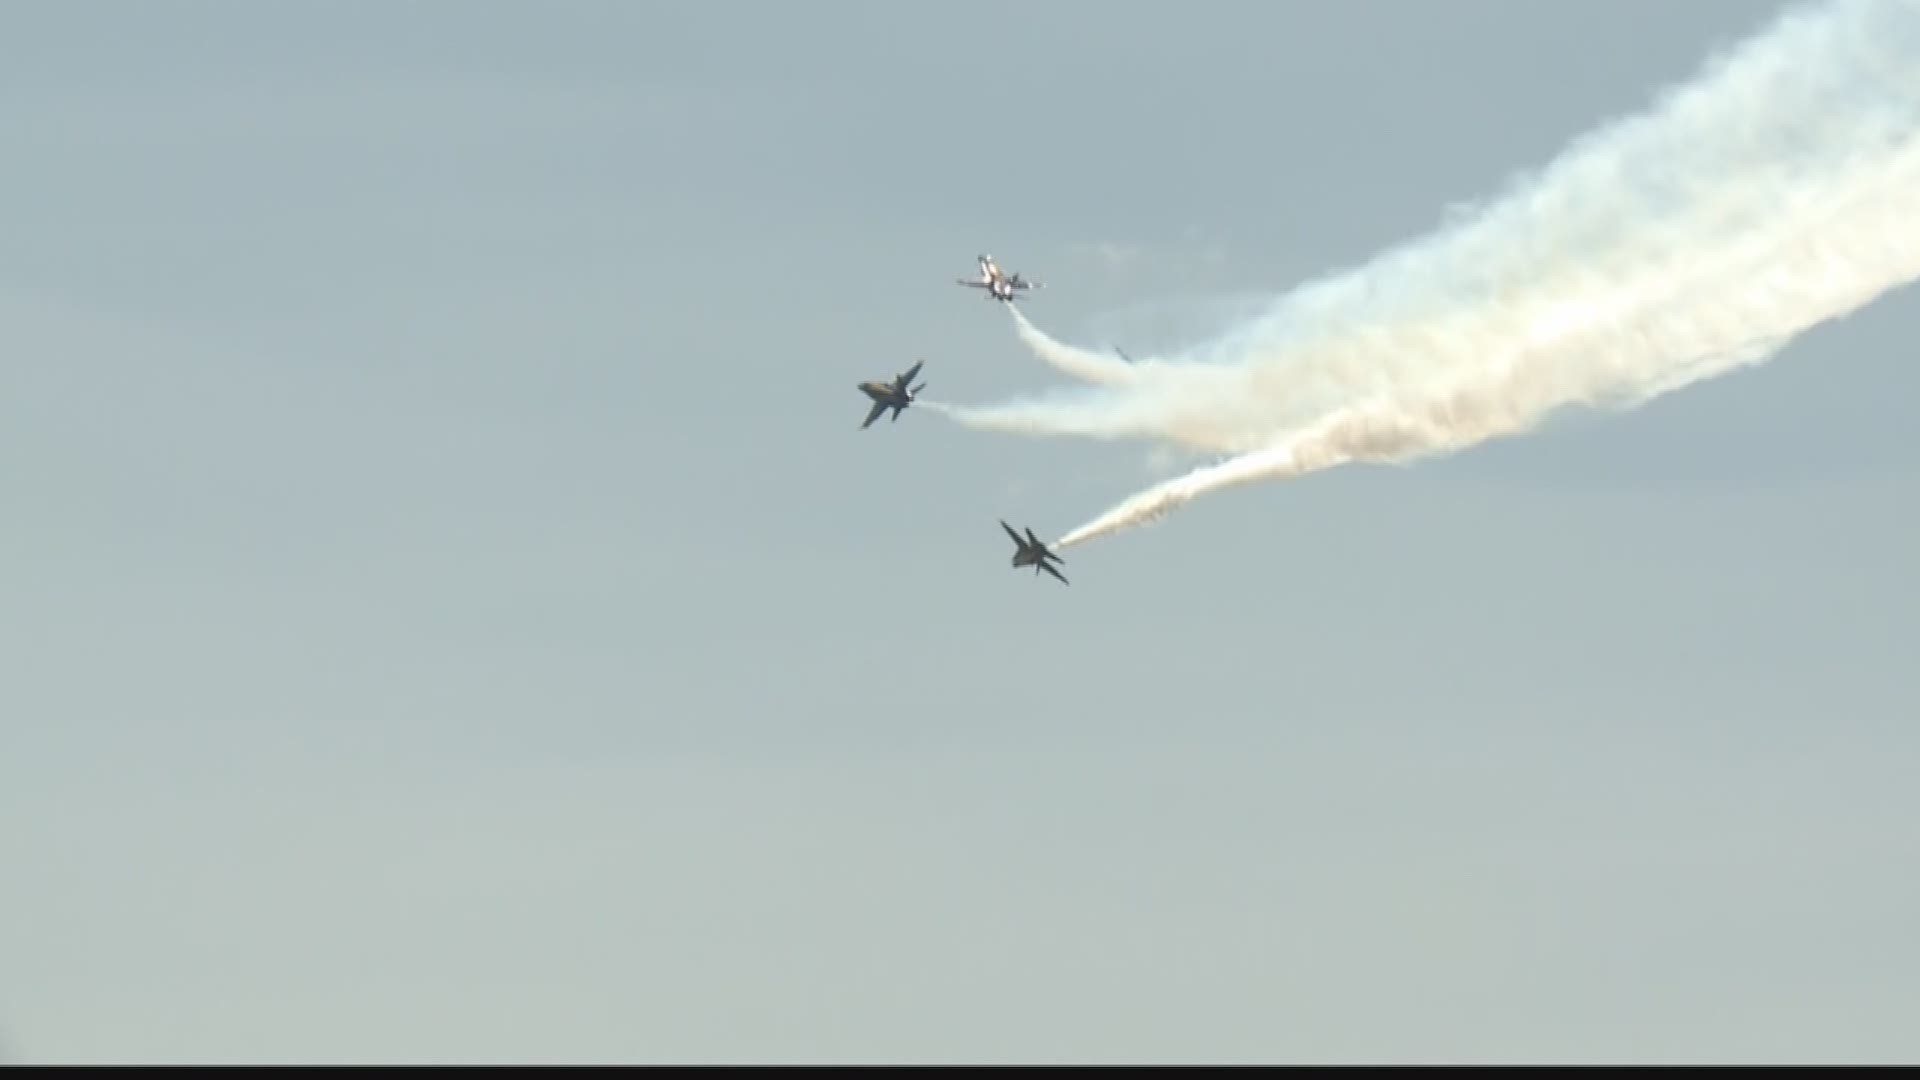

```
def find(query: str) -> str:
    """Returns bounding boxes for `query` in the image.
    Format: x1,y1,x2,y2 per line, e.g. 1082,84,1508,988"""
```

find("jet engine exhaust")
944,0,1920,552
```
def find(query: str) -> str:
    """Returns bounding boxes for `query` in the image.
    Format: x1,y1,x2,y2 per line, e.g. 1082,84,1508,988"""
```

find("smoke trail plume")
1006,305,1141,386
947,0,1920,550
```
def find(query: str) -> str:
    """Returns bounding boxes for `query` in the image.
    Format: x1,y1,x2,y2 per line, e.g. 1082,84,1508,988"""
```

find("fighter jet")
1001,520,1067,585
956,254,1042,302
857,359,927,429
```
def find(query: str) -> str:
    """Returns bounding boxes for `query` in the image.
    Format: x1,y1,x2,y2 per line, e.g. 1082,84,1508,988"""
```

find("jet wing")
1000,520,1026,548
899,360,924,387
1039,560,1069,585
861,400,888,429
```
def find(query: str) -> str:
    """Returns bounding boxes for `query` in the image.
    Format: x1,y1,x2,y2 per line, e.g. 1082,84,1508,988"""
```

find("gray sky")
4,0,1917,1064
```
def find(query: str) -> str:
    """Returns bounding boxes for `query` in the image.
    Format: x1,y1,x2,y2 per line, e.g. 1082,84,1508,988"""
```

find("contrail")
946,0,1920,551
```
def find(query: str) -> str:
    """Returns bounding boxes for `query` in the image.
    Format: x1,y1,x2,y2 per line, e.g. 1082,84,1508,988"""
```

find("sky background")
4,0,1918,1064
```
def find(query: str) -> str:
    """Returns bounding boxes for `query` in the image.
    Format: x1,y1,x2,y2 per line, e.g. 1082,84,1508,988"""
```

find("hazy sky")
4,0,1917,1064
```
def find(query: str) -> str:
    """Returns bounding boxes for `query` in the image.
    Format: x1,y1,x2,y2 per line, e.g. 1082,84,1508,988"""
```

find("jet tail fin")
1022,527,1062,562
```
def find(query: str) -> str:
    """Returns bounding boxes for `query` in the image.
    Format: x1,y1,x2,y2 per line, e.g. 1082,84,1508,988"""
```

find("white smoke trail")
1005,305,1141,385
946,0,1920,551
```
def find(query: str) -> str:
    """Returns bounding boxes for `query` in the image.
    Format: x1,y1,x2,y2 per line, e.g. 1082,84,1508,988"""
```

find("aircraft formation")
855,254,1068,586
